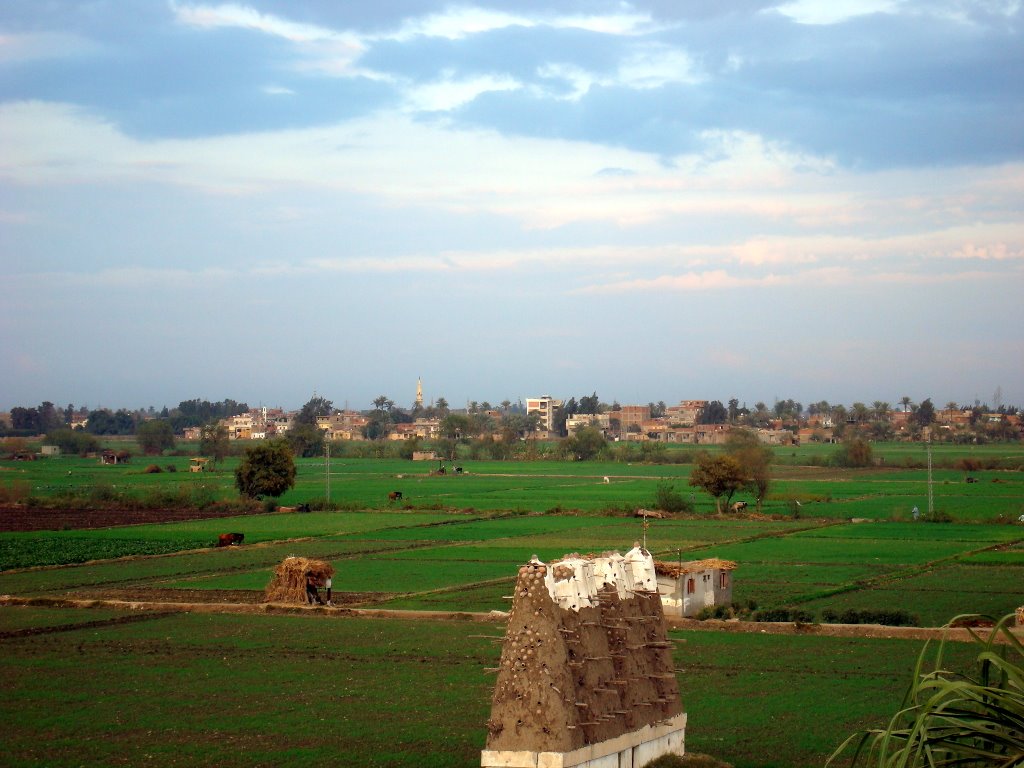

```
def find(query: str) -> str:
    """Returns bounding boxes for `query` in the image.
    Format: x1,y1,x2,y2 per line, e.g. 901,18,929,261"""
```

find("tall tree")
689,453,746,514
725,428,773,513
915,398,936,426
295,395,333,426
136,419,175,455
199,423,230,465
235,440,296,499
697,400,728,424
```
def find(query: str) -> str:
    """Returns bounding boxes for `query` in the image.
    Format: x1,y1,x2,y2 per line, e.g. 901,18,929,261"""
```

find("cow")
388,491,403,501
454,466,463,474
217,532,244,547
965,476,978,483
731,501,748,512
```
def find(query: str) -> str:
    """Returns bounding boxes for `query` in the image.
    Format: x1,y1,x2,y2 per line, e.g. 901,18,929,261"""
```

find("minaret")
416,377,424,409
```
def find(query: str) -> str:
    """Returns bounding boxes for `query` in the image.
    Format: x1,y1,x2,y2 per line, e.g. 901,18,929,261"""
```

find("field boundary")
3,595,1020,642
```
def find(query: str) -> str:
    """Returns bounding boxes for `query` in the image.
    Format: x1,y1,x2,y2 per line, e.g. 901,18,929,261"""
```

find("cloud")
172,2,368,76
403,72,522,112
538,43,702,101
774,0,899,25
387,6,659,41
0,31,101,63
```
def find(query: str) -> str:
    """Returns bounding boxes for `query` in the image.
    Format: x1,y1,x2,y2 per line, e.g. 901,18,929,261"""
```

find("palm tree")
872,401,890,421
900,395,913,413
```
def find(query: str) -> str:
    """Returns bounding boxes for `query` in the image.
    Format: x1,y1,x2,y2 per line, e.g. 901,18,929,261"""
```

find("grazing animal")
731,501,748,512
965,476,978,483
454,466,463,474
388,491,403,501
603,476,610,484
217,532,244,547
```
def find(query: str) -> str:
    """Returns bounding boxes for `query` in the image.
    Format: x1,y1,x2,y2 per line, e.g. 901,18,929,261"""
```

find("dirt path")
0,505,263,532
2,595,1018,643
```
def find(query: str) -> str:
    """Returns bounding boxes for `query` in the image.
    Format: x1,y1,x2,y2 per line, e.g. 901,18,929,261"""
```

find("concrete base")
482,713,686,768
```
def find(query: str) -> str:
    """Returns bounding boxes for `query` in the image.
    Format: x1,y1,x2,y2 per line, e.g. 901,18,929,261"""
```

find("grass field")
0,608,986,768
4,444,1024,522
1,447,1021,767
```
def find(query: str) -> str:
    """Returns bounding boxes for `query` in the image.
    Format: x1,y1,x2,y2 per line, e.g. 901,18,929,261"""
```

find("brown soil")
0,505,261,532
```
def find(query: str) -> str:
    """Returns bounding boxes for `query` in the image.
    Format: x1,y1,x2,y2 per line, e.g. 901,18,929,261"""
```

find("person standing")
306,572,323,605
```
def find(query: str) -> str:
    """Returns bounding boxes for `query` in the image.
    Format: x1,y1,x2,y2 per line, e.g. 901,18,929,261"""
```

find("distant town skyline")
2,2,1022,410
2,381,1018,415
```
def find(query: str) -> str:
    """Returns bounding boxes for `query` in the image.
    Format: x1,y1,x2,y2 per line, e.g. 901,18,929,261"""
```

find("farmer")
306,572,323,605
325,575,333,606
912,506,920,521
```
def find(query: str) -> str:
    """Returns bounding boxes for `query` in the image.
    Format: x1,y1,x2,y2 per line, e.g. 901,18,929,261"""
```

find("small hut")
655,558,737,617
265,556,334,604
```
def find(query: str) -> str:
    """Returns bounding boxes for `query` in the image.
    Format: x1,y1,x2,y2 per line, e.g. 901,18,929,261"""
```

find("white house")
655,558,736,617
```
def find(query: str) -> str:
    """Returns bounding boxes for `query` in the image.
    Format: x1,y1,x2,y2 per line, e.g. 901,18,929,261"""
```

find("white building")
526,395,563,433
656,558,736,617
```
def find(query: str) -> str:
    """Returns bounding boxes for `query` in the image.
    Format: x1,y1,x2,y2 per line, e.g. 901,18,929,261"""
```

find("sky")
1,0,1022,413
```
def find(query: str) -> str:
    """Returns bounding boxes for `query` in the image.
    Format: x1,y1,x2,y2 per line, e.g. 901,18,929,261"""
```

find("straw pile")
654,558,737,579
264,556,335,604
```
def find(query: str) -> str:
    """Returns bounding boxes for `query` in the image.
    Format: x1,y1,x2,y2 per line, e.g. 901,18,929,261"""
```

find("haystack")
265,556,335,604
653,558,737,579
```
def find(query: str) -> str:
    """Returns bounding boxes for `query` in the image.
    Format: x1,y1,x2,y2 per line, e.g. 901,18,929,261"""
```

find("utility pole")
925,427,933,518
325,436,331,505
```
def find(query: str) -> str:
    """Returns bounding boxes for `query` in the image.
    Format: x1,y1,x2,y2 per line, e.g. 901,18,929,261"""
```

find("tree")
45,428,99,455
295,395,333,427
689,452,746,513
832,436,873,467
235,440,296,499
578,392,600,415
136,419,175,455
286,421,325,457
725,428,773,512
915,398,936,427
900,395,913,413
199,423,230,464
697,400,728,424
727,398,740,423
564,426,607,461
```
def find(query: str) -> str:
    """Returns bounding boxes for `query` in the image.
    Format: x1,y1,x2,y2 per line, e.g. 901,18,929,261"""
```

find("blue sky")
1,0,1022,412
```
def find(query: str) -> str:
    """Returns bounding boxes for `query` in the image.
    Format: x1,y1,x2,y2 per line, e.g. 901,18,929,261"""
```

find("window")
719,571,729,589
686,578,695,594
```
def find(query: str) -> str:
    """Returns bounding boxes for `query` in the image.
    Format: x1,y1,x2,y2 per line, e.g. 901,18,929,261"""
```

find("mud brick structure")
482,548,686,768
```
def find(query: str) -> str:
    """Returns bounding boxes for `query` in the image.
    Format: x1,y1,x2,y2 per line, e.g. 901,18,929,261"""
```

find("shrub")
954,457,983,472
755,607,815,623
654,482,695,514
830,437,873,468
143,464,162,474
696,605,732,620
821,608,918,626
165,464,176,473
828,613,1023,767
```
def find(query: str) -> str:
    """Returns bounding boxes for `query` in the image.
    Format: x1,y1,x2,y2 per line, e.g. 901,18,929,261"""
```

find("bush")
165,464,176,472
654,482,695,514
821,608,918,626
755,607,815,623
696,605,732,620
830,437,873,468
143,464,162,474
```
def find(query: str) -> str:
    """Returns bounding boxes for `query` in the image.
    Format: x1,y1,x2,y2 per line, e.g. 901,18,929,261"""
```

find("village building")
526,395,563,434
655,558,737,618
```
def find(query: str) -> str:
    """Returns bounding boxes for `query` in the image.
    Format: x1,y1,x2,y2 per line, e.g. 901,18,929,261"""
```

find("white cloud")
403,72,522,112
538,44,702,101
774,0,900,25
0,31,100,63
172,2,368,76
262,85,295,96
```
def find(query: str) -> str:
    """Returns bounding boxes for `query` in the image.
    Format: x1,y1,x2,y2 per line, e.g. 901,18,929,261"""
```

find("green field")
1,448,1022,767
5,445,1024,522
0,608,988,768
